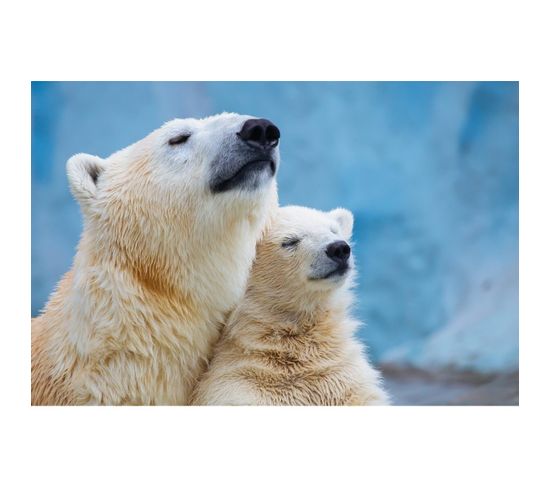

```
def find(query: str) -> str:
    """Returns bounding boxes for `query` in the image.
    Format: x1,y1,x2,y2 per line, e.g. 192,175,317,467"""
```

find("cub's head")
250,206,355,311
65,113,281,300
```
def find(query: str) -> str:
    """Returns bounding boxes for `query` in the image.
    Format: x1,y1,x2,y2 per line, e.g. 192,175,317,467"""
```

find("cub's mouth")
211,158,276,193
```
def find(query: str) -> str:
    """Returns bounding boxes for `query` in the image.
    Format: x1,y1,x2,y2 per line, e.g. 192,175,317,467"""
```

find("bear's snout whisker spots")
209,118,281,194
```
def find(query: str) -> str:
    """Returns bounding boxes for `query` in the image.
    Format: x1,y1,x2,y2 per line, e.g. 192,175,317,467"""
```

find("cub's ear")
330,208,354,239
66,153,105,212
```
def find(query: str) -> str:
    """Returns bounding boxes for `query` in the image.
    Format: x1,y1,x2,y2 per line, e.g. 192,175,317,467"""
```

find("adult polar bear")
32,113,281,405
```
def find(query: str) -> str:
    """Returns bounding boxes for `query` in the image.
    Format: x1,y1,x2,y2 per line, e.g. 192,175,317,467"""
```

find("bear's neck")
237,285,350,334
59,209,267,344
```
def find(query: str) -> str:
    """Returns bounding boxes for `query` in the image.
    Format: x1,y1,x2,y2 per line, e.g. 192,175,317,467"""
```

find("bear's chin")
210,159,276,193
307,267,350,291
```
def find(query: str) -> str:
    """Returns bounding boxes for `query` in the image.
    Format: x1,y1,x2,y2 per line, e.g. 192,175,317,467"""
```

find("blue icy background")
31,82,518,374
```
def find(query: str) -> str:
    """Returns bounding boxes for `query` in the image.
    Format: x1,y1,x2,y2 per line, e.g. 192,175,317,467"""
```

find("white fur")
192,206,389,406
32,113,279,405
66,153,105,214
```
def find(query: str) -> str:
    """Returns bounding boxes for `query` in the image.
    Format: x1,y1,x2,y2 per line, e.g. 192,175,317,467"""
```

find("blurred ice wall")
31,81,518,373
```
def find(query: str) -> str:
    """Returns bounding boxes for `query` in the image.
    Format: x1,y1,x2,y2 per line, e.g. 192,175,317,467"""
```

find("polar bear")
32,113,281,405
191,205,389,405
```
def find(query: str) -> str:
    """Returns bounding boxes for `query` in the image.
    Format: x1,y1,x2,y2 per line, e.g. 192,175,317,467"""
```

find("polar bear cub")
192,205,389,405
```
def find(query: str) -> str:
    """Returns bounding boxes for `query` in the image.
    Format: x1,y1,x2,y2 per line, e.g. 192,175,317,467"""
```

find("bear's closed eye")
168,134,191,145
282,237,301,248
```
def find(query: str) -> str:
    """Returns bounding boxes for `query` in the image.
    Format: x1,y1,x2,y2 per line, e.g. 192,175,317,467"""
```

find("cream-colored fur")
192,206,389,405
32,113,278,405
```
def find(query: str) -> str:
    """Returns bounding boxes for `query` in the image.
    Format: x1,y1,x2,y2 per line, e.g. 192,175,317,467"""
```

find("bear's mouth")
310,263,350,281
211,159,276,193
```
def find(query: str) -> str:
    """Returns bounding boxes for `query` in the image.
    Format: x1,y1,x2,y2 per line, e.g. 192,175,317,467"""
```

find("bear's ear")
66,153,105,212
330,208,354,239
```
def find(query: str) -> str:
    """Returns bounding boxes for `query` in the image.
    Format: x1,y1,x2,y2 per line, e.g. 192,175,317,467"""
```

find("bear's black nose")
237,118,280,150
326,240,351,265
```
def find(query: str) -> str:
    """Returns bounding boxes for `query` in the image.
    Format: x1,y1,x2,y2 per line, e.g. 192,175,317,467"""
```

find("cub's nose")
237,118,280,149
326,240,351,265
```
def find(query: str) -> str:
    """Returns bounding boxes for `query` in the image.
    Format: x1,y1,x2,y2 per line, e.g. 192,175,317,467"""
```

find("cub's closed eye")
168,134,191,145
282,237,300,248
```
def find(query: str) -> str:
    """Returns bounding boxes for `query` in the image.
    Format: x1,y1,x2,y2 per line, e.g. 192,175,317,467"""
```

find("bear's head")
66,113,280,308
248,205,355,314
